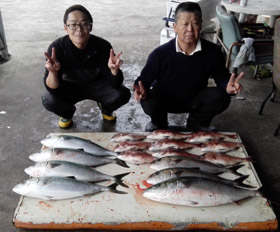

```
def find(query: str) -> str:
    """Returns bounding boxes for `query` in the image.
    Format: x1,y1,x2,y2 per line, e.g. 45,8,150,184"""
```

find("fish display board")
13,132,278,230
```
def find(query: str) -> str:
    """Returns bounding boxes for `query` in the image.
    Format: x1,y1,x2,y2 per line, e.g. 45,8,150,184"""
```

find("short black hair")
63,5,93,24
174,2,202,22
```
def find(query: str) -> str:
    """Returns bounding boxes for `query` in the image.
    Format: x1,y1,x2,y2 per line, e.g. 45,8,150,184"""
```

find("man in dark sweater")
134,2,243,132
42,5,131,128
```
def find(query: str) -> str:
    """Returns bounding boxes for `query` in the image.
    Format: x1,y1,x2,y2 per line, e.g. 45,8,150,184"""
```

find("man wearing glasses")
42,4,131,128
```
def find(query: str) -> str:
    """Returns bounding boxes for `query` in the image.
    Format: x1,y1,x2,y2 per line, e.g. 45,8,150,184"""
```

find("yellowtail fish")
41,135,117,156
143,177,258,207
29,148,129,168
13,177,127,200
146,167,254,189
24,161,129,187
150,156,244,176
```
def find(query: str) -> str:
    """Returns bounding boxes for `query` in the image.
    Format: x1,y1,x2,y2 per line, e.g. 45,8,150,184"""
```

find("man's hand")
108,48,123,76
44,47,61,73
226,72,244,94
133,81,147,101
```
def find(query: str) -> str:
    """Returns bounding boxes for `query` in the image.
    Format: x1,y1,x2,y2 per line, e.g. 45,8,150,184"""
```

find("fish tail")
233,175,256,189
108,183,128,194
227,134,238,139
115,158,130,168
229,164,244,176
114,172,130,188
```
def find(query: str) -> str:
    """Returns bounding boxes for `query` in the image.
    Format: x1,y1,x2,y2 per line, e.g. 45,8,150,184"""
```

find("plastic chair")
259,18,280,136
216,5,274,75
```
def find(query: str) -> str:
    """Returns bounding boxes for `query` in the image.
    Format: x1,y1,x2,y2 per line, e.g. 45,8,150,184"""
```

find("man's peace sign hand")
226,72,244,94
133,81,147,101
44,47,61,73
108,48,123,76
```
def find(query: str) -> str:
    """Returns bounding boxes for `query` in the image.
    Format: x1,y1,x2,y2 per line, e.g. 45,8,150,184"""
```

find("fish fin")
68,176,76,179
114,172,130,188
108,183,128,194
233,175,256,189
116,158,130,168
228,164,244,176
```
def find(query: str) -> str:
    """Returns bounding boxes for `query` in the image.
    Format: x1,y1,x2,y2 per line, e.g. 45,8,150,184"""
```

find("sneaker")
58,117,72,129
97,102,116,121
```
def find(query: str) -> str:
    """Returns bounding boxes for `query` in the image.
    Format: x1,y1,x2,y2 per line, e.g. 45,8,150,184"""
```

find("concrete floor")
0,0,280,231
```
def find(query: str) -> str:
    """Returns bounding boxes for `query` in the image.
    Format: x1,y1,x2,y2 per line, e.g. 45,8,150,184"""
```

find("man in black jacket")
134,2,243,132
42,4,130,128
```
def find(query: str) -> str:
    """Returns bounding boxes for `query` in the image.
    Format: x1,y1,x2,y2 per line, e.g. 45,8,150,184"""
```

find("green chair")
216,5,274,76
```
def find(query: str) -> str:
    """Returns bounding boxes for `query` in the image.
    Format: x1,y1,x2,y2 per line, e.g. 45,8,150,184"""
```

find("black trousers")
140,87,231,128
42,78,131,119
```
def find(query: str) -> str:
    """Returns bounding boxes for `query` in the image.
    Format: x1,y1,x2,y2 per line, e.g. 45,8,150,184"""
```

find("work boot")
58,117,73,129
97,102,116,121
186,116,217,132
145,121,167,132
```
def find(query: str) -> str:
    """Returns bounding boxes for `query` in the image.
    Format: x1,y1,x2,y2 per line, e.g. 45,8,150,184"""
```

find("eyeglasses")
66,22,92,30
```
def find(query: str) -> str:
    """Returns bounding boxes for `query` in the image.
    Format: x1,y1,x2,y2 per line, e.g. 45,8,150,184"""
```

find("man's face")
64,10,92,49
173,12,201,46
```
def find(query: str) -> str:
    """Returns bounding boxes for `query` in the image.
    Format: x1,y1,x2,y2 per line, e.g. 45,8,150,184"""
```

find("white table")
221,0,280,27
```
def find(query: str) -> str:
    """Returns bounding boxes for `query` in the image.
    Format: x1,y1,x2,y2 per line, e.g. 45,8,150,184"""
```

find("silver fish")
29,148,129,168
150,156,243,176
143,177,258,207
200,140,244,153
149,139,199,151
13,177,127,200
41,135,116,156
24,161,129,187
186,131,238,143
146,168,254,189
147,130,189,140
110,132,146,142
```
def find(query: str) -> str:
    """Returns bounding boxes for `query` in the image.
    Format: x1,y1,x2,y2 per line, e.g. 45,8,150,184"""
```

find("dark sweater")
134,38,230,102
44,34,124,93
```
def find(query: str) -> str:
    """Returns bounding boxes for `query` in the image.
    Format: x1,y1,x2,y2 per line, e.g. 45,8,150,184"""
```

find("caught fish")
113,141,151,153
41,135,116,156
200,140,244,153
29,148,129,168
143,177,258,207
24,161,129,187
149,139,199,151
150,156,243,176
146,168,254,189
147,130,189,140
199,152,254,166
152,149,198,159
13,177,127,200
186,131,238,143
117,151,156,164
110,132,146,142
